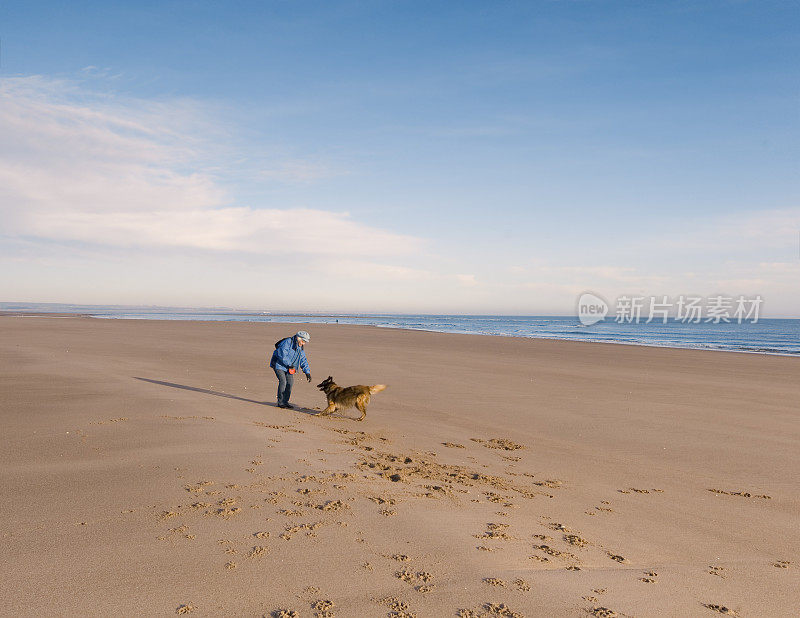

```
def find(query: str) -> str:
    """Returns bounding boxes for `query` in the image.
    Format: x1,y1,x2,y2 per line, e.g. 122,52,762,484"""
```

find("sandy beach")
1,315,798,617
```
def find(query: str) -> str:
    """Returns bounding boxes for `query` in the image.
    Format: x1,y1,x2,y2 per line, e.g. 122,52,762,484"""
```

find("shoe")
277,402,288,408
282,403,296,410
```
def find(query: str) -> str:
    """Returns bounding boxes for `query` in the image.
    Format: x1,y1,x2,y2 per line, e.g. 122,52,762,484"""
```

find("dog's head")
316,376,335,391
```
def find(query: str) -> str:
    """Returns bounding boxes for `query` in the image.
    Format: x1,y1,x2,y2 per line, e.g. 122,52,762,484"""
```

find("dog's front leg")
317,401,336,416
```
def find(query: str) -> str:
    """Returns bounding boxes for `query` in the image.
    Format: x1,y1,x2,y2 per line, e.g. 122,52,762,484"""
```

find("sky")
1,0,798,315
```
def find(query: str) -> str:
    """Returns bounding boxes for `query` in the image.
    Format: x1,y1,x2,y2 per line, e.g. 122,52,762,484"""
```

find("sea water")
5,304,798,356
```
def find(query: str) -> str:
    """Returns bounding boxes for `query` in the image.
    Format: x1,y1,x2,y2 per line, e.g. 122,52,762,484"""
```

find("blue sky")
1,1,798,314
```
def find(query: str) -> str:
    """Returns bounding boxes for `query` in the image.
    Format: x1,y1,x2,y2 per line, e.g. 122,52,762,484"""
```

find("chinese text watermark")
577,293,762,326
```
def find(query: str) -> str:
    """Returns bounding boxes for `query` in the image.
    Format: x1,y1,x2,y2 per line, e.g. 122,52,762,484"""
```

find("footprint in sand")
485,491,515,507
175,603,194,614
208,506,241,519
702,603,737,615
298,487,325,496
589,609,618,618
247,545,268,559
532,544,579,563
483,577,506,587
312,599,335,618
375,597,415,617
272,610,299,618
90,417,128,425
639,571,658,583
458,603,524,618
471,437,526,451
475,522,513,541
708,566,725,578
513,579,530,592
164,524,194,541
588,500,615,515
618,487,662,494
253,421,305,434
184,480,214,493
773,560,791,568
708,488,771,499
564,534,589,548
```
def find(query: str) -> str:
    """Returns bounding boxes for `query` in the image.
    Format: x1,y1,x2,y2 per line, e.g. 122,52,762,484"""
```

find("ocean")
4,304,798,356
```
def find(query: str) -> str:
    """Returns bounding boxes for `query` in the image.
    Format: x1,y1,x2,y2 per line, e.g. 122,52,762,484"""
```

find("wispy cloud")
256,160,346,183
0,75,420,262
27,207,420,257
646,207,800,254
317,259,433,281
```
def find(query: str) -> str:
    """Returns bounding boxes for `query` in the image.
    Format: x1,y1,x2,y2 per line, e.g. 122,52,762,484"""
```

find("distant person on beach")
269,331,312,409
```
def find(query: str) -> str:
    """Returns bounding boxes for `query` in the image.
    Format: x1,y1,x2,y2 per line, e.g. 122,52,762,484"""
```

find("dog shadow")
133,377,320,417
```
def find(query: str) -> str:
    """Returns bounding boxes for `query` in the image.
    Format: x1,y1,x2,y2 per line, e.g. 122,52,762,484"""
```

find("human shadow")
133,377,320,417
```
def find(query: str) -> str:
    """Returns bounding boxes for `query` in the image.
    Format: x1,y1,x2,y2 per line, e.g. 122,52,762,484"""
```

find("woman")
269,330,312,409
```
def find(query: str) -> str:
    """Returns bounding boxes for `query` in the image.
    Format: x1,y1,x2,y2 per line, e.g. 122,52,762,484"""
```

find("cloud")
316,259,433,281
456,273,477,286
0,75,420,261
758,262,800,273
508,263,670,287
645,207,800,254
257,160,345,183
26,207,420,257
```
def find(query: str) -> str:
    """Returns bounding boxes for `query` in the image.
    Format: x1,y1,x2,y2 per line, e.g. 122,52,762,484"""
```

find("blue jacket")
270,336,311,375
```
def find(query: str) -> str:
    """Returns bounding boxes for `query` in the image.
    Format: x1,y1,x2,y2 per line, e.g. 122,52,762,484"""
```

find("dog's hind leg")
355,399,367,422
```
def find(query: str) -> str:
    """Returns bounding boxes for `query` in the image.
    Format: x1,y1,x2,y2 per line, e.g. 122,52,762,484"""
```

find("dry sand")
1,315,798,617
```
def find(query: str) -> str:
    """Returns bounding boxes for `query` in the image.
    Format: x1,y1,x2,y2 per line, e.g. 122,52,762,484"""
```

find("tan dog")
316,376,386,421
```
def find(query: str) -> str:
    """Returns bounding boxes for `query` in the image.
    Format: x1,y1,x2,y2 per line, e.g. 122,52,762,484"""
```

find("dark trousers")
274,367,294,405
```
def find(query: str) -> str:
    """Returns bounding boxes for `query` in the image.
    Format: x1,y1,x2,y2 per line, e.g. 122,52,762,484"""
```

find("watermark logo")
577,292,609,326
577,294,763,325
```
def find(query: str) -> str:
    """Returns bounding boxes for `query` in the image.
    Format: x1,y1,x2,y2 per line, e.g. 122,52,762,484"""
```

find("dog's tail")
369,384,387,394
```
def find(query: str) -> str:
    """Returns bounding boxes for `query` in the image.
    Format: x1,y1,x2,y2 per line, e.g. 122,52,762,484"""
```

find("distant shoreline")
3,311,799,357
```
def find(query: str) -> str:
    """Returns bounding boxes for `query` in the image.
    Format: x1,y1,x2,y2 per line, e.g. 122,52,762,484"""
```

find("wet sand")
1,315,798,617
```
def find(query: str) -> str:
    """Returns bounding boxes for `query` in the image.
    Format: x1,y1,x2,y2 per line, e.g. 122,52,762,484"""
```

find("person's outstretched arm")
299,349,311,378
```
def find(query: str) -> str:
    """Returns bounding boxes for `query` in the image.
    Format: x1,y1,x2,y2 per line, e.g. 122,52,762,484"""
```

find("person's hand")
306,373,312,383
